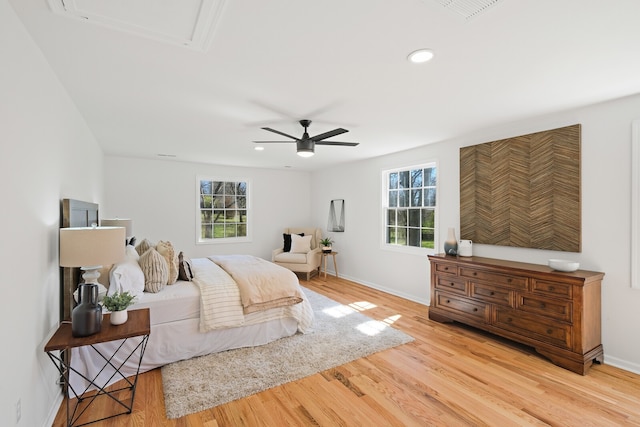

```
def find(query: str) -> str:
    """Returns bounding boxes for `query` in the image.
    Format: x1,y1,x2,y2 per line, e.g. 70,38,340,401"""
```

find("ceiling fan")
254,119,359,157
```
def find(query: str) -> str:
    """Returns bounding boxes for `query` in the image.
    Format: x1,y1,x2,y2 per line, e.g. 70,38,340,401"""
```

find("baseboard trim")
43,390,63,427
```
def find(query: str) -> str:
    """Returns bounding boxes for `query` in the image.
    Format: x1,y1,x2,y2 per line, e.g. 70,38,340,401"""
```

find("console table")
428,254,604,374
45,308,150,426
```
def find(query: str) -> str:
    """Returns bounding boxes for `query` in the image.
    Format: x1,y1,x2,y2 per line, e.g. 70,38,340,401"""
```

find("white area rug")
161,287,414,419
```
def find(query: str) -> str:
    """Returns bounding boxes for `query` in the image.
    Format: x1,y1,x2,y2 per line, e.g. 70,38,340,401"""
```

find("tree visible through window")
198,178,249,242
384,164,437,249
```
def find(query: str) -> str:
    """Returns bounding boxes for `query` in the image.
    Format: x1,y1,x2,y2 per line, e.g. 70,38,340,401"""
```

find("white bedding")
67,257,314,397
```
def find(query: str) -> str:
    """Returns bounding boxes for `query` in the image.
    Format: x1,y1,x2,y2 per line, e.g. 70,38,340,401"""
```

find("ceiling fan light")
408,49,434,63
297,149,314,158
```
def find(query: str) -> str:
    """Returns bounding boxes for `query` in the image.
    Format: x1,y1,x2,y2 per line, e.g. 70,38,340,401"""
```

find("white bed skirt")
68,316,299,397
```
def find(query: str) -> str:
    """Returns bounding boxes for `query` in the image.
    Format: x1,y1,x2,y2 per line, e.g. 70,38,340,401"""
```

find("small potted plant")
320,237,334,253
102,291,136,325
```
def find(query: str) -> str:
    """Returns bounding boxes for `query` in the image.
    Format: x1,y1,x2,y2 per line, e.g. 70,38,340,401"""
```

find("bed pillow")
125,244,140,262
135,238,155,256
108,260,145,300
156,240,179,284
290,234,312,254
97,265,112,288
178,251,194,281
138,248,168,293
283,233,304,252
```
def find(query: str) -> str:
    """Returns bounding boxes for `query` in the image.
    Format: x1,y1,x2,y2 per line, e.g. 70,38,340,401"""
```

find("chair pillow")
283,233,304,252
290,234,312,254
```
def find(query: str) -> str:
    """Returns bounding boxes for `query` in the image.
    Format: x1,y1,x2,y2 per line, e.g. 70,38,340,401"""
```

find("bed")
60,199,314,395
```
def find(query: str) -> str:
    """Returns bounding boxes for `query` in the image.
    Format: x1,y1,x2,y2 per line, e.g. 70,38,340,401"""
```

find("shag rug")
161,287,414,419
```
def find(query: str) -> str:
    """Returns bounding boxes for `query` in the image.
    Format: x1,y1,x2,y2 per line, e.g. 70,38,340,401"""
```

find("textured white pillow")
108,260,145,300
290,234,312,254
125,244,140,261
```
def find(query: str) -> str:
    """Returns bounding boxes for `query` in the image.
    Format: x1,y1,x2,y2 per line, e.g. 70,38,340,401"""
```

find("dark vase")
72,283,103,337
444,227,458,255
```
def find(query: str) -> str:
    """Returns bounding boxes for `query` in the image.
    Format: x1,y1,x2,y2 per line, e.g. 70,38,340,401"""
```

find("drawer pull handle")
473,308,478,312
507,317,513,323
540,303,546,308
547,329,553,335
446,299,451,304
444,267,449,271
473,272,477,276
549,286,555,291
507,278,512,283
450,282,455,287
490,291,495,296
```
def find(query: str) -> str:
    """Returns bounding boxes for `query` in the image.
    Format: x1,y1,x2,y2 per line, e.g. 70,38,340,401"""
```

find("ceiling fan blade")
315,141,359,147
261,127,300,141
253,141,298,144
310,128,348,142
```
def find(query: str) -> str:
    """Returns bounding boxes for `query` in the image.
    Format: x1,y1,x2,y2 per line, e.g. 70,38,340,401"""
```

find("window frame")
195,175,252,244
381,161,439,255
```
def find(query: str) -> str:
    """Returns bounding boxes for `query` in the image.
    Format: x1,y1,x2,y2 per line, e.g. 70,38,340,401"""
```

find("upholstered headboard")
60,198,99,321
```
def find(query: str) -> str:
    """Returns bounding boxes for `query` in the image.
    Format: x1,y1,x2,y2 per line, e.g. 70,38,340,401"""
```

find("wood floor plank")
51,275,640,426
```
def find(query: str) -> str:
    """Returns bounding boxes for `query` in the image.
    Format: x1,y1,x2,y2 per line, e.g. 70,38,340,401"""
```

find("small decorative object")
458,239,473,257
548,259,580,272
72,283,103,337
102,291,136,325
328,199,345,232
444,227,458,255
320,237,334,253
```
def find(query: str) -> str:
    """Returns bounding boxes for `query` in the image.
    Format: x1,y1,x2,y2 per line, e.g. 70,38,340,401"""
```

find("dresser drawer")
459,267,528,289
516,294,572,322
532,279,573,299
470,282,513,307
434,292,487,321
435,276,466,294
494,308,572,349
434,262,458,276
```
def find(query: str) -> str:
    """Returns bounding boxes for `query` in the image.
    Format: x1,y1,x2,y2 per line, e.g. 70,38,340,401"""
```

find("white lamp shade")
100,218,133,237
59,227,126,267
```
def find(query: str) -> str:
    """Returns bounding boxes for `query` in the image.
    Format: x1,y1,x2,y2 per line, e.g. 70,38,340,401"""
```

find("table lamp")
59,226,125,336
100,218,133,242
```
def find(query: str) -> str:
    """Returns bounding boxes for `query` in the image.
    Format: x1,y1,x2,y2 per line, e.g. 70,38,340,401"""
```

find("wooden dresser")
428,254,604,374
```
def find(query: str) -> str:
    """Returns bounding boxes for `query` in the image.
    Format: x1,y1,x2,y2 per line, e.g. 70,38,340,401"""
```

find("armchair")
272,227,322,280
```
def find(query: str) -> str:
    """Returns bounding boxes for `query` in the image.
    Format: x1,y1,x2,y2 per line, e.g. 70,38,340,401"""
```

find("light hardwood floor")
53,275,640,426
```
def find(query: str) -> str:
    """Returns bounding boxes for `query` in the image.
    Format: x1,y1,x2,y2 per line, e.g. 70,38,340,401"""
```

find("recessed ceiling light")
254,146,264,151
408,49,434,64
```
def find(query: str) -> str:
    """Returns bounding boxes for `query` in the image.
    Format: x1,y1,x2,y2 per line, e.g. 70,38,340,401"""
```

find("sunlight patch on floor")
323,304,358,318
356,315,401,336
348,301,377,311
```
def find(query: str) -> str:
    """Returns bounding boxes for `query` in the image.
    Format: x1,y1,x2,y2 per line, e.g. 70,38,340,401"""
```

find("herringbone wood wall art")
460,124,581,252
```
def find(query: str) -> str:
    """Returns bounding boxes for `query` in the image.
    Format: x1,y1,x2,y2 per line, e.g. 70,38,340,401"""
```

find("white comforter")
193,257,312,332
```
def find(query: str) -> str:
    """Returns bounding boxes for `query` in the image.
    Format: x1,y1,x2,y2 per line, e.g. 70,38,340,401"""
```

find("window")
197,177,250,243
382,163,437,251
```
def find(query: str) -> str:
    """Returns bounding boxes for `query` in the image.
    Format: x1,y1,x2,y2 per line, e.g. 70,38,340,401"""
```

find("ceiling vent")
47,0,226,51
430,0,502,20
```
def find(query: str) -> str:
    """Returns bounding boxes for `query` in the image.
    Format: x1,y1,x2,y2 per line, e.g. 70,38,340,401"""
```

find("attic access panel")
47,0,225,51
460,124,581,252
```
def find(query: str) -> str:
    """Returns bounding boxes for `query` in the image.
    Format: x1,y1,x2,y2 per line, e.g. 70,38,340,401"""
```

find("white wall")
1,1,104,426
104,156,312,260
310,93,640,374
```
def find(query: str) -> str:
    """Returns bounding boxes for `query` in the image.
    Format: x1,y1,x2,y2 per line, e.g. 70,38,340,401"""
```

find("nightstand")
45,308,150,427
322,251,339,279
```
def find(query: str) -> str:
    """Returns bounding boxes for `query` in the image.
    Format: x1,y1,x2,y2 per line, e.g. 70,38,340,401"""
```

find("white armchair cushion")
274,252,309,264
290,234,312,253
